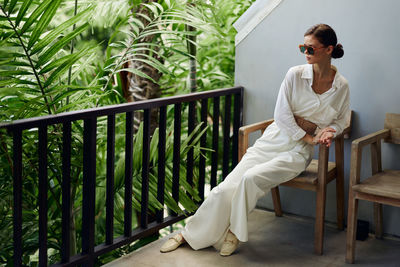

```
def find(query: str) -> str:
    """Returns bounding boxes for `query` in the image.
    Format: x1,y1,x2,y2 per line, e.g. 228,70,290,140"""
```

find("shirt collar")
301,64,313,80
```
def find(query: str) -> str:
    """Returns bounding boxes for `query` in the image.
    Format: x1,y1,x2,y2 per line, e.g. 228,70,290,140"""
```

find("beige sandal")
220,231,239,256
160,234,185,253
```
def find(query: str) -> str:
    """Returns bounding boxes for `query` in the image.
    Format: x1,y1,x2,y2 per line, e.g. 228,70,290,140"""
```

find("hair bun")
332,43,344,59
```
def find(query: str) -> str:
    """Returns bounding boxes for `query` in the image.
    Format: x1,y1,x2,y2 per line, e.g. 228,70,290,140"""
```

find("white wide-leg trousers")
181,134,312,250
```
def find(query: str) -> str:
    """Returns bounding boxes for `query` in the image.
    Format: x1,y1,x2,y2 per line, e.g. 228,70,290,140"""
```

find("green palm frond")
62,0,130,28
0,1,96,119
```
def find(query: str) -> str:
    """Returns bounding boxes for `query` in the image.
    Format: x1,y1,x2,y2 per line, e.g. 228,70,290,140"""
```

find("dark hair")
304,24,344,59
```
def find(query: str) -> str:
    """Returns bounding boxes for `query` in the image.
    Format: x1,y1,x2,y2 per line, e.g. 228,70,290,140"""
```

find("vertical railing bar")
172,103,181,216
62,122,71,262
13,129,22,267
82,118,97,267
156,106,166,222
187,101,195,188
106,115,115,244
210,96,220,188
198,98,208,202
141,109,150,228
38,125,48,266
222,95,231,179
124,112,133,237
232,93,241,168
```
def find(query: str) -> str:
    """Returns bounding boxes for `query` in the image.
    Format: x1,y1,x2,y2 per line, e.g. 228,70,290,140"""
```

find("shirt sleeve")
274,69,307,141
328,83,350,137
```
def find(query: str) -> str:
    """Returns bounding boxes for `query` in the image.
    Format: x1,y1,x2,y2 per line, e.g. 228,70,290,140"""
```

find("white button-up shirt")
274,64,350,141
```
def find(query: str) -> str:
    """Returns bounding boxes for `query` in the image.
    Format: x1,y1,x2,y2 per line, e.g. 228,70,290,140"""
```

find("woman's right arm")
274,69,307,141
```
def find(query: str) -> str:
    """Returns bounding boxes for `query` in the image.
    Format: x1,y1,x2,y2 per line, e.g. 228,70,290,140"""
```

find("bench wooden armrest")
238,119,274,161
351,129,390,148
349,129,390,186
239,119,274,136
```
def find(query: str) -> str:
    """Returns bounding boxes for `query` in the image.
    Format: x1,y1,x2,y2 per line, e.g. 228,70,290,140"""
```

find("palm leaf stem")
0,5,52,115
100,46,133,98
66,0,78,106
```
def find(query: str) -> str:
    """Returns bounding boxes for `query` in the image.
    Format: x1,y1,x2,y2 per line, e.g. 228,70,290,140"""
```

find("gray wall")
235,0,400,236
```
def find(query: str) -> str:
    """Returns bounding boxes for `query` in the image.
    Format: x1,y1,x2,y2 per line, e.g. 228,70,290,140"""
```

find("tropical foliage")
0,0,254,265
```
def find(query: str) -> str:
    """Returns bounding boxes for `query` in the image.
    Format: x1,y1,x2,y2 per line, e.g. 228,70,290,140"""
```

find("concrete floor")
104,209,400,267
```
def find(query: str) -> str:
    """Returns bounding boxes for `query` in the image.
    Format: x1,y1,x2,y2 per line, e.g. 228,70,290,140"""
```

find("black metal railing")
0,87,243,266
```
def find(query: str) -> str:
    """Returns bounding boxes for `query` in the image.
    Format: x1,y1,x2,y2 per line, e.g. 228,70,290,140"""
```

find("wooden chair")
345,113,400,263
238,113,352,255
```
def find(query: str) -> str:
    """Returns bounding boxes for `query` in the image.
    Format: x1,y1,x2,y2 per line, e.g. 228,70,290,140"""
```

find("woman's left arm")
317,83,350,147
327,84,351,138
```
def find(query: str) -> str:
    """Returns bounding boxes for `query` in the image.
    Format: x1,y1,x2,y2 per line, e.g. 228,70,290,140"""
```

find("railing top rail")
0,87,243,131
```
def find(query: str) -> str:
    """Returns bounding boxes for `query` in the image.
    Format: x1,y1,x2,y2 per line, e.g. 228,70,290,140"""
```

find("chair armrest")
352,129,390,147
238,119,274,161
349,129,390,186
239,119,274,136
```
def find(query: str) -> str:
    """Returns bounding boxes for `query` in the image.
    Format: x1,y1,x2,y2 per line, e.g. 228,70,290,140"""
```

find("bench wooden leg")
374,203,383,239
336,174,345,230
346,191,358,264
271,187,282,217
335,138,345,230
314,183,327,255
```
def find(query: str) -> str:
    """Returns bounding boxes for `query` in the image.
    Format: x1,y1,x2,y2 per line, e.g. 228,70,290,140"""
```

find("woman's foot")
160,233,186,253
220,230,239,256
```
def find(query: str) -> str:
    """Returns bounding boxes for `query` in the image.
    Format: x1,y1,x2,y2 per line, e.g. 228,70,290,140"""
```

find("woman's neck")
313,60,332,80
311,60,336,94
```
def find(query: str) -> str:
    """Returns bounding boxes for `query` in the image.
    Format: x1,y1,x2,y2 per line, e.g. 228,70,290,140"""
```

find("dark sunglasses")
299,44,325,55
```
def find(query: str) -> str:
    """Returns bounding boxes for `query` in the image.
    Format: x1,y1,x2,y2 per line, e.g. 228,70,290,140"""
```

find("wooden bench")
239,113,352,255
346,113,400,263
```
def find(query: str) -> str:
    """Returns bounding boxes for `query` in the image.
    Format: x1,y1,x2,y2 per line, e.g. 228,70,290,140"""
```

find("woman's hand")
302,127,336,146
316,127,336,147
302,133,319,145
